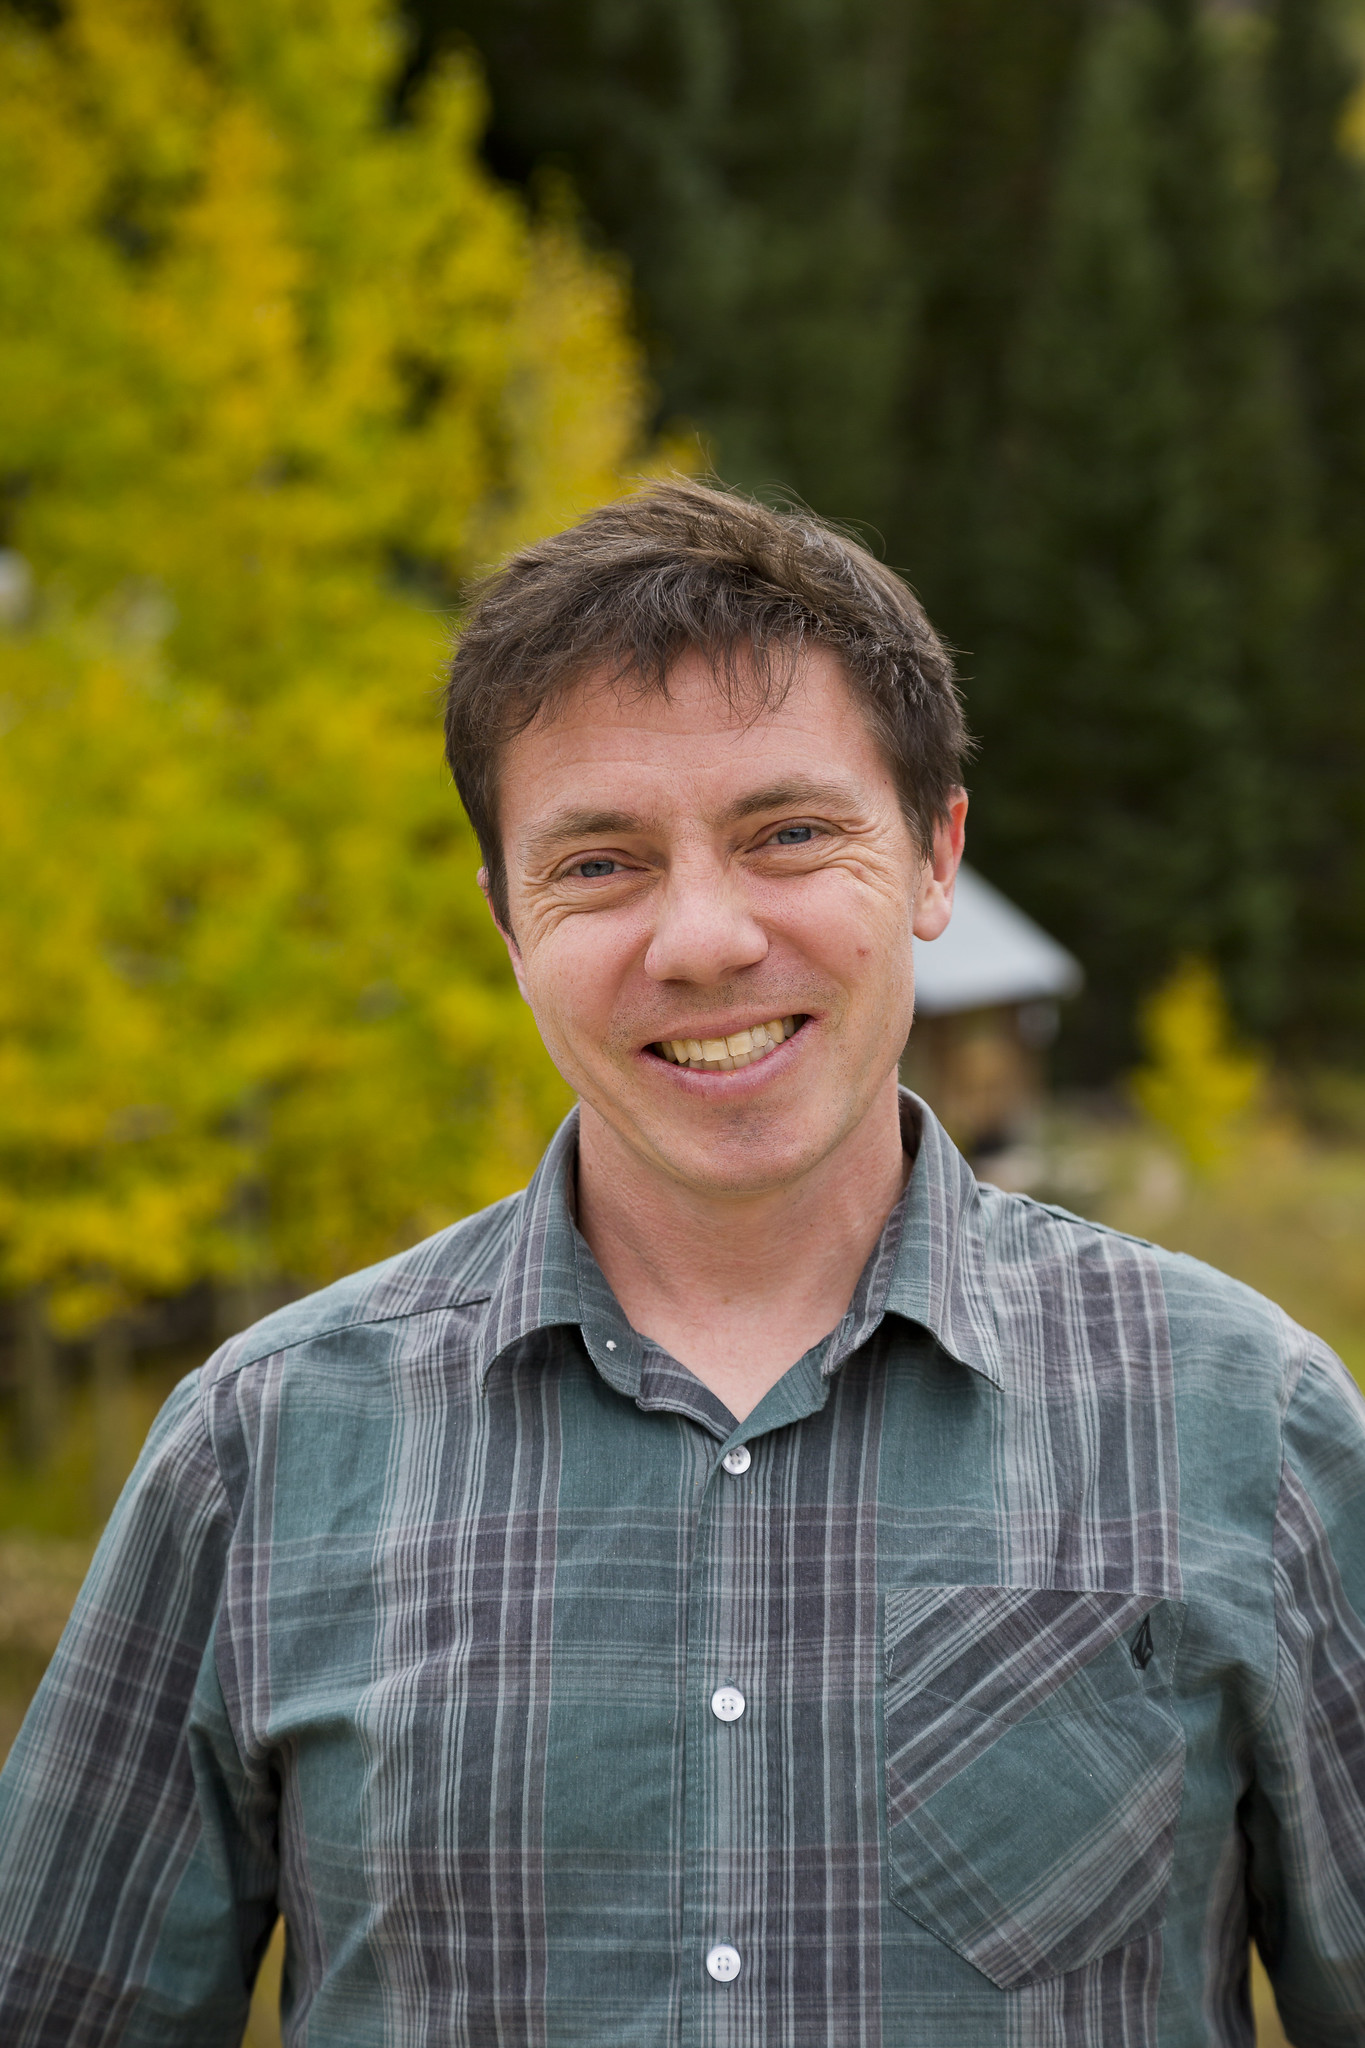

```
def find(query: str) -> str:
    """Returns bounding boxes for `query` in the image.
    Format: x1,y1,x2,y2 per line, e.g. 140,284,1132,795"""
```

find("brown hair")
444,478,971,930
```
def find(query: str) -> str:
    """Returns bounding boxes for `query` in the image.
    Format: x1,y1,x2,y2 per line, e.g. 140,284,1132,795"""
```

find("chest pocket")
884,1584,1186,1990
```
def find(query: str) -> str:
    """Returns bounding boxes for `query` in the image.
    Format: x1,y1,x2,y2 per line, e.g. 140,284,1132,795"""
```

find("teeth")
655,1016,803,1070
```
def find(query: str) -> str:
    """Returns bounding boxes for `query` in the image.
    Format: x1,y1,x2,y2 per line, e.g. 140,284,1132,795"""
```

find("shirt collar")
883,1090,1004,1387
474,1111,586,1383
476,1089,1003,1391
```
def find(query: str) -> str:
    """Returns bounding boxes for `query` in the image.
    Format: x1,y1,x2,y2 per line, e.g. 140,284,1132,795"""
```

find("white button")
721,1445,751,1475
711,1684,746,1722
706,1943,742,1983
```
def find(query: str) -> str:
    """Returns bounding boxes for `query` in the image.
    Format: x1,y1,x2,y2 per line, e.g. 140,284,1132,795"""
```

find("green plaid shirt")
2,1094,1364,2045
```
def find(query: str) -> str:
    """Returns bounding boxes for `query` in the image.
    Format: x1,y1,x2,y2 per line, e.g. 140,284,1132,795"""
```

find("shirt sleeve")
0,1369,278,2046
1245,1339,1365,2046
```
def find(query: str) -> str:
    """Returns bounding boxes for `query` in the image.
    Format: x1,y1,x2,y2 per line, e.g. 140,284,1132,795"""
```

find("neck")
574,1074,909,1421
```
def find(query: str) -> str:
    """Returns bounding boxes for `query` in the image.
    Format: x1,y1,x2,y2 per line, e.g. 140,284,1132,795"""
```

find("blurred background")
4,0,1365,2039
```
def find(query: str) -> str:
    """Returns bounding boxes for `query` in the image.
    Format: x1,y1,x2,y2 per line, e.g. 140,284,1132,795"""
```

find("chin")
655,1119,832,1197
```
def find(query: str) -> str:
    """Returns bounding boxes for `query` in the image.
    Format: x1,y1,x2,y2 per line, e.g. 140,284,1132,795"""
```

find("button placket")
683,1440,762,2040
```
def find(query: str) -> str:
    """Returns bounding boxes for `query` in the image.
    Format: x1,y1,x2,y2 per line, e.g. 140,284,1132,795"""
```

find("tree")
410,0,1365,1075
1131,957,1265,1175
412,0,917,534
968,0,1309,1071
0,0,648,1338
888,0,1089,653
1265,0,1365,1058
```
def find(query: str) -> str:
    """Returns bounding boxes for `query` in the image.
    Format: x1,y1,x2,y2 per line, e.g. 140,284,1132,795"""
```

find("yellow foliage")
1339,0,1365,160
1130,959,1264,1175
0,0,644,1328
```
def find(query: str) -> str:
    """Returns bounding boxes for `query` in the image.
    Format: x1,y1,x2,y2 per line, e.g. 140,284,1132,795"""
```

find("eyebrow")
523,777,864,864
716,776,861,825
523,809,650,863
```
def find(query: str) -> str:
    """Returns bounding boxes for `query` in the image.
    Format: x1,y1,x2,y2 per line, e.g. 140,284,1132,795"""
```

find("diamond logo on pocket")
1130,1614,1155,1670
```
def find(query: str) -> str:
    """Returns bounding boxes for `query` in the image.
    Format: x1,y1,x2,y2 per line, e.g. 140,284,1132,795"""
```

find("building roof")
911,865,1083,1017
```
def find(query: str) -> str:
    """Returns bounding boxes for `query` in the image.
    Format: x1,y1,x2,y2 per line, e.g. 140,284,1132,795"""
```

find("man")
1,480,1363,2046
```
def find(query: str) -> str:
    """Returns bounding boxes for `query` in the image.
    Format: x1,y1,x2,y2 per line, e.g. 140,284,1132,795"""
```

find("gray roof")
912,865,1083,1016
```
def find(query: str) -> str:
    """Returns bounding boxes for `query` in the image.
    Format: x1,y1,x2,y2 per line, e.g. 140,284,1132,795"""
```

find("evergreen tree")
969,0,1308,1071
1265,0,1365,1057
411,0,1357,1073
410,0,916,533
889,0,1088,651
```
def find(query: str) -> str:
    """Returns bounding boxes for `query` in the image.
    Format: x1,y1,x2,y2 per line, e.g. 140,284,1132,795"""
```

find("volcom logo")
1131,1615,1155,1671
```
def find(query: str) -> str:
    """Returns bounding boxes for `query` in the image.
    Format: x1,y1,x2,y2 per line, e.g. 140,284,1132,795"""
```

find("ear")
911,789,968,942
478,866,531,1003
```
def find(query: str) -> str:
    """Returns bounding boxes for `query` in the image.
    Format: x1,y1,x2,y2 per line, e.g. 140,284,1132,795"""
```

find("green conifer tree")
968,0,1308,1071
412,0,916,532
407,0,1364,1071
888,0,1088,647
1265,0,1365,1056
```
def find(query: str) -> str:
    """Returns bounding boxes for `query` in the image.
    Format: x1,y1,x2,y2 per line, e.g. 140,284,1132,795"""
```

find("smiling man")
2,481,1365,2047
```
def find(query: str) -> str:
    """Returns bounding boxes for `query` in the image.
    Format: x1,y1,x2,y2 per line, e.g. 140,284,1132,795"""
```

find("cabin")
899,866,1083,1161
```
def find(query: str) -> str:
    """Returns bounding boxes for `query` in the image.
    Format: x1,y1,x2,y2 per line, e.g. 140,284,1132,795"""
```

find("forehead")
498,644,897,837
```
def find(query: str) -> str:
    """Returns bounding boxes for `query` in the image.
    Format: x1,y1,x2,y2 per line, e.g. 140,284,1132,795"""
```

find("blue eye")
575,858,617,878
772,826,813,845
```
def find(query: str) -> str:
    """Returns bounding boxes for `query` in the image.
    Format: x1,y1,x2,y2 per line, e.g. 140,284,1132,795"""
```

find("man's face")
491,645,965,1200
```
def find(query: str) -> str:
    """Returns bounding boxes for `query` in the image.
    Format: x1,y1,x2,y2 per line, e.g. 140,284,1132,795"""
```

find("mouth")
647,1015,805,1073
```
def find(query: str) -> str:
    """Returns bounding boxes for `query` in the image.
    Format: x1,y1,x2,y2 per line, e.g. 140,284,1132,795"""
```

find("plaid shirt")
2,1093,1364,2046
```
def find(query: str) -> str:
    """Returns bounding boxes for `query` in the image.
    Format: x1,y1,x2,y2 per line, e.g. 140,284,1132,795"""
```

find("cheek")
769,865,911,967
521,917,636,1036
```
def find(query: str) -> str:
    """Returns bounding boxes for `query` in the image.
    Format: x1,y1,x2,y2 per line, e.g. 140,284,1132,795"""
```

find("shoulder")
205,1188,526,1384
185,1191,530,1510
975,1181,1310,1410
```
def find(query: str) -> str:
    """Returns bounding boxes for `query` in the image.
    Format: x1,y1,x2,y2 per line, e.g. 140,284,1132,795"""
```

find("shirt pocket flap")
884,1585,1187,1991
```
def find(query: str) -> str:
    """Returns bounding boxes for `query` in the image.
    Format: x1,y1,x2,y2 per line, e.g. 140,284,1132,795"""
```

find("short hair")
444,478,971,931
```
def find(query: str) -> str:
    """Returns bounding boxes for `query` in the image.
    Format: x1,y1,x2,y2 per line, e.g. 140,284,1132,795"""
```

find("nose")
643,859,769,986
